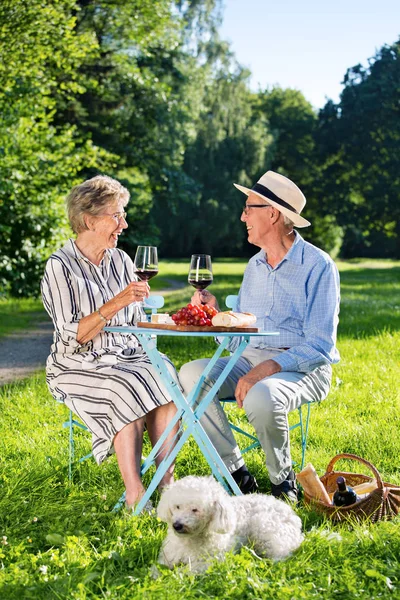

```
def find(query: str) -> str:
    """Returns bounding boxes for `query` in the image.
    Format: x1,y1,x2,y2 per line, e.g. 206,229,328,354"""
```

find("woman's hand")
191,290,220,311
76,281,149,345
113,280,150,311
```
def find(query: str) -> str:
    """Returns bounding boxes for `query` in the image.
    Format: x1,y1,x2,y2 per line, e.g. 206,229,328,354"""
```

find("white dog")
157,475,304,572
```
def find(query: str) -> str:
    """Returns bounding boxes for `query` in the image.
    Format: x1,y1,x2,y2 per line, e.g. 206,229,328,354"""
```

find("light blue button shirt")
235,232,340,373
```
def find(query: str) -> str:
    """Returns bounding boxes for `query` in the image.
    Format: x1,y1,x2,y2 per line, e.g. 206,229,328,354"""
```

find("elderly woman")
41,175,178,508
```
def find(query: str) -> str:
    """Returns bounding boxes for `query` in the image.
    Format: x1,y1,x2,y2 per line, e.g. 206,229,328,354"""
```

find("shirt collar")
255,231,305,267
66,238,113,268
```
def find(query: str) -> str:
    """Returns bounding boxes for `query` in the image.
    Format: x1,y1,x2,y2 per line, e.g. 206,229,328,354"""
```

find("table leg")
132,334,251,514
139,336,239,491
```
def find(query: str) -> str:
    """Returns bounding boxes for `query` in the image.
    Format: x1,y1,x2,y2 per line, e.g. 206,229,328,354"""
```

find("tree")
155,65,272,257
54,0,224,257
258,87,343,256
316,39,400,257
0,0,110,296
0,0,231,295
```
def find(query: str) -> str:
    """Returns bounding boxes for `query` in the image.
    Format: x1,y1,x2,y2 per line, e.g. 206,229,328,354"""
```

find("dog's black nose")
173,521,184,532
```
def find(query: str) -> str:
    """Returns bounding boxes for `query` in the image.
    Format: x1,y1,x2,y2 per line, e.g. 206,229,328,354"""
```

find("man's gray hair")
283,214,295,228
66,175,129,234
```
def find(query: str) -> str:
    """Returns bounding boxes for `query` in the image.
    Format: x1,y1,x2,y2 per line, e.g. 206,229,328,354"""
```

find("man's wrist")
273,352,298,372
269,359,282,374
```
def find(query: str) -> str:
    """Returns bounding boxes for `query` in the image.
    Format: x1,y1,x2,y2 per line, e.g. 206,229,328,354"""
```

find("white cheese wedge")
151,313,174,325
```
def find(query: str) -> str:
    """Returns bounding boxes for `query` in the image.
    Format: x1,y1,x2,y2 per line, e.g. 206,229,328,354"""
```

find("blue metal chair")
142,295,165,315
220,295,312,470
60,295,165,482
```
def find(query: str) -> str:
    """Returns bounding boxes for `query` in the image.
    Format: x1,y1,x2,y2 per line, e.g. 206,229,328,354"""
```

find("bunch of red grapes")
171,303,218,327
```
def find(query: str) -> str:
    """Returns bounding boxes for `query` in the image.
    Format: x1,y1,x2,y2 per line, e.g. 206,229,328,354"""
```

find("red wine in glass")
188,254,213,300
134,246,158,280
133,246,158,321
135,268,158,281
188,276,212,290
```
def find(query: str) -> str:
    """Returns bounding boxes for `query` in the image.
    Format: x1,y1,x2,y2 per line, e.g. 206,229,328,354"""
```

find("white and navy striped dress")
41,238,177,464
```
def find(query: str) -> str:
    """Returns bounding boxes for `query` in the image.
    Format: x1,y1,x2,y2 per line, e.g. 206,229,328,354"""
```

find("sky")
219,0,400,109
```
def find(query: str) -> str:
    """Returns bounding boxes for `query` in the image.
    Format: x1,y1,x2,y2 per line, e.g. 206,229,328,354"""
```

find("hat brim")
234,183,311,228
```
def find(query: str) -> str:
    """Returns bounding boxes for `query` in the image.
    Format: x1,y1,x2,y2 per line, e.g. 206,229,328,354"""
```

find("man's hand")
191,290,220,310
235,359,282,408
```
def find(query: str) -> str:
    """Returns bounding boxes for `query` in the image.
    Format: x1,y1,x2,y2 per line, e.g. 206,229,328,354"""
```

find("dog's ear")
157,489,172,523
210,499,235,534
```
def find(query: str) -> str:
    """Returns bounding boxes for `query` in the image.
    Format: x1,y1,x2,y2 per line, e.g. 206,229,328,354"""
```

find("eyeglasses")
242,204,272,215
99,211,127,222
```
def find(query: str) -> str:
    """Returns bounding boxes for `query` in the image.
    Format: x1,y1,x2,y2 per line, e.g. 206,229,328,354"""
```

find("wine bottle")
332,476,359,507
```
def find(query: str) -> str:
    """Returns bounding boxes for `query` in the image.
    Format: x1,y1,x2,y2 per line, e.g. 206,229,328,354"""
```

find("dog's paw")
150,564,161,579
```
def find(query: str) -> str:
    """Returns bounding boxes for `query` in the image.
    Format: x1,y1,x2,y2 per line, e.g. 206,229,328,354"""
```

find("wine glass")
133,246,158,322
188,254,213,303
134,245,159,281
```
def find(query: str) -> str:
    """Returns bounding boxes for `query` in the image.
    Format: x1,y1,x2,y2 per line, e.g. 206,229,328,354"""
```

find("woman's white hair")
66,175,129,234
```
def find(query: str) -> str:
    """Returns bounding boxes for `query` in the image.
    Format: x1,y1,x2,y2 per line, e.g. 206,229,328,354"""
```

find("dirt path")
0,281,186,386
0,317,53,386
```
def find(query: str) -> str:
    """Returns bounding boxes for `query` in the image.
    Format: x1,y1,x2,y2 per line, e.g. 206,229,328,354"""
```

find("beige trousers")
179,347,332,485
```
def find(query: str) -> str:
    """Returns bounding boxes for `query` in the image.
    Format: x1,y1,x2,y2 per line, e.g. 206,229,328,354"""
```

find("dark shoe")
232,465,259,494
271,470,298,504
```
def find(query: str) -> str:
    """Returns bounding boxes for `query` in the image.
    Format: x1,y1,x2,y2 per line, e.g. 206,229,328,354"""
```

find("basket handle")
325,453,384,490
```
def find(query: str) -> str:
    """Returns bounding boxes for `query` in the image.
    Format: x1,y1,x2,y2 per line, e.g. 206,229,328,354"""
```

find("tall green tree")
258,87,316,180
0,0,110,296
55,0,223,256
0,0,230,295
258,87,343,256
156,65,272,257
316,39,400,257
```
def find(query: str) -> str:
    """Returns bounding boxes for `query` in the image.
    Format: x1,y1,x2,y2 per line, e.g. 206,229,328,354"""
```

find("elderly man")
179,170,340,502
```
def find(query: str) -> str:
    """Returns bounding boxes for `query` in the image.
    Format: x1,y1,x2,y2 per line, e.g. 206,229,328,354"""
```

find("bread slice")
211,311,257,328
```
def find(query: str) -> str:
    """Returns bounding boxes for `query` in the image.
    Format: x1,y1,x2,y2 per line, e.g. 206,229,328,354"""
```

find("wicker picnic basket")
303,453,400,523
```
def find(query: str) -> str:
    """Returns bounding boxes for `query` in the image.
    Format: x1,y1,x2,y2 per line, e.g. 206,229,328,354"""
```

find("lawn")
1,259,400,599
0,298,45,338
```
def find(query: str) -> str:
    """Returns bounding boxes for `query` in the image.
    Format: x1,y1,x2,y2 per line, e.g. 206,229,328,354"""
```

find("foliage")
258,87,344,257
1,0,399,298
316,39,400,258
1,259,400,598
0,0,223,295
157,66,272,257
0,0,112,296
259,87,316,181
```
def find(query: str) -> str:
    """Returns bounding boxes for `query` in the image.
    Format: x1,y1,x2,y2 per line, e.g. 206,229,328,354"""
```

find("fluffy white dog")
157,475,304,572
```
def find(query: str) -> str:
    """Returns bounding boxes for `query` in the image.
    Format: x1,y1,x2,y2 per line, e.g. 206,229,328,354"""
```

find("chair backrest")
143,295,165,315
225,294,239,311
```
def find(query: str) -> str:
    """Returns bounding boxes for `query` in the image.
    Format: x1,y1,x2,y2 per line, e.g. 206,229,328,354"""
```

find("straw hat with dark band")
234,170,310,228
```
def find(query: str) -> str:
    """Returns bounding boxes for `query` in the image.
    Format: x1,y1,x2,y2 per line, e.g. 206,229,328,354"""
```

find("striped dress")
41,238,177,464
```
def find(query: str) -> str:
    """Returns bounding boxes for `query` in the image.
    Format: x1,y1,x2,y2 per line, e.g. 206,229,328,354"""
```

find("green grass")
1,259,400,598
0,298,46,337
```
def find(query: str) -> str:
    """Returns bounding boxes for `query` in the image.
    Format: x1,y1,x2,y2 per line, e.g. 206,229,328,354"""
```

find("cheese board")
137,322,259,333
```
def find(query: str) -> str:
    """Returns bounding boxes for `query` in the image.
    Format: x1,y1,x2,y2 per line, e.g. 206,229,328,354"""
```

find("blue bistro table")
105,325,278,515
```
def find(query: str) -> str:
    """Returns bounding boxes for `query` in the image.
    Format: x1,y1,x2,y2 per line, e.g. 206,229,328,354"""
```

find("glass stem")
134,301,145,323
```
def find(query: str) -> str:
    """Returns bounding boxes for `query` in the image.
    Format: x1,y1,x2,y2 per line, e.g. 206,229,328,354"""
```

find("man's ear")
270,206,281,225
